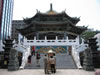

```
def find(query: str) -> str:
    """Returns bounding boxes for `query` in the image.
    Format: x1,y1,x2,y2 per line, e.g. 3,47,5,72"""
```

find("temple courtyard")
0,69,97,75
0,53,99,75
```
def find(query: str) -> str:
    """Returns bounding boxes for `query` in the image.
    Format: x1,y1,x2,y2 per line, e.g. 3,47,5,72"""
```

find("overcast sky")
13,0,100,30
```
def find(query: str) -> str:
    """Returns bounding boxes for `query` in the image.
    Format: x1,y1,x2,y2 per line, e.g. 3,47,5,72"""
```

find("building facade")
0,0,14,40
11,20,27,41
16,4,87,53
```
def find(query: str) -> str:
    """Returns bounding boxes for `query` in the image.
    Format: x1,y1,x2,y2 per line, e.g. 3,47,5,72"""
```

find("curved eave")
67,22,87,34
23,13,39,24
31,21,72,25
74,26,87,34
64,13,80,24
23,12,63,24
16,24,33,36
31,21,87,32
16,21,87,36
23,12,80,25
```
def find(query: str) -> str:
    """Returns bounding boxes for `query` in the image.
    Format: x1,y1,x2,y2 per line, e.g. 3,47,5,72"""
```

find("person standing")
18,53,22,67
95,70,100,75
49,56,56,73
36,52,41,66
53,53,56,73
44,54,49,74
32,46,35,56
28,55,32,64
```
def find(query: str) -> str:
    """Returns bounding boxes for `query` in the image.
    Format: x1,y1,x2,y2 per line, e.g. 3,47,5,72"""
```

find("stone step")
25,53,77,69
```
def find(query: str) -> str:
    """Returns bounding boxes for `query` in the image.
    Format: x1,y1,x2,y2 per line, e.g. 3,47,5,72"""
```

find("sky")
13,0,100,30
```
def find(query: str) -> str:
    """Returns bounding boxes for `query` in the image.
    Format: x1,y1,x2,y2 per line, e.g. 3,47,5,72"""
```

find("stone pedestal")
83,47,94,71
8,48,19,71
88,38,99,68
3,38,13,68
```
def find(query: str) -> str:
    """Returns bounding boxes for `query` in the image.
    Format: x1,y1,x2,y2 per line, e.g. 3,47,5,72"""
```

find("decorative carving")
83,47,94,71
8,48,19,71
88,38,99,68
3,37,13,68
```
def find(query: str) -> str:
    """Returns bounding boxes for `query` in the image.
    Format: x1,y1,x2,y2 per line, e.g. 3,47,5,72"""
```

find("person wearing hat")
47,49,56,73
49,55,56,73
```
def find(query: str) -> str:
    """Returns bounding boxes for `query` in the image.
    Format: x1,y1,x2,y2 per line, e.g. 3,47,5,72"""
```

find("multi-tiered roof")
17,4,87,38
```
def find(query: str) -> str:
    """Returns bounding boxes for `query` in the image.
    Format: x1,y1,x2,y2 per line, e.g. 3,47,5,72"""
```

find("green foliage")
81,31,97,40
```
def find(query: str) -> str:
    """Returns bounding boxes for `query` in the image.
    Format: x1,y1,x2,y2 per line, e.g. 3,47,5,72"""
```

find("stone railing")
15,44,31,69
20,46,30,69
18,34,80,46
23,39,79,46
72,46,82,69
72,44,87,69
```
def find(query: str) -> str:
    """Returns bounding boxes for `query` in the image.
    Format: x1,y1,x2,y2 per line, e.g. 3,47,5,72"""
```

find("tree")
81,30,99,41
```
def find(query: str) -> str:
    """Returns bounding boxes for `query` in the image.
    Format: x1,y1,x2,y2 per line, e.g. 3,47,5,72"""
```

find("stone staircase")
25,53,77,69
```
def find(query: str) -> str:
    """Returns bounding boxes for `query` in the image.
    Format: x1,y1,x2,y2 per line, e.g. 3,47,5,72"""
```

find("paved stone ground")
0,69,96,75
25,53,76,69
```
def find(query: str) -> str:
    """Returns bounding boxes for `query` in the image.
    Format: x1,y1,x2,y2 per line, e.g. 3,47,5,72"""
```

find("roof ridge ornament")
50,3,53,11
36,9,38,13
36,9,40,13
64,9,66,12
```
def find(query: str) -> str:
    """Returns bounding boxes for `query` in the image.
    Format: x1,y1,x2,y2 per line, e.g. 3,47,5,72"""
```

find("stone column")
66,36,68,40
64,32,67,40
56,36,58,40
45,36,47,40
34,36,36,40
36,33,39,40
76,36,79,44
